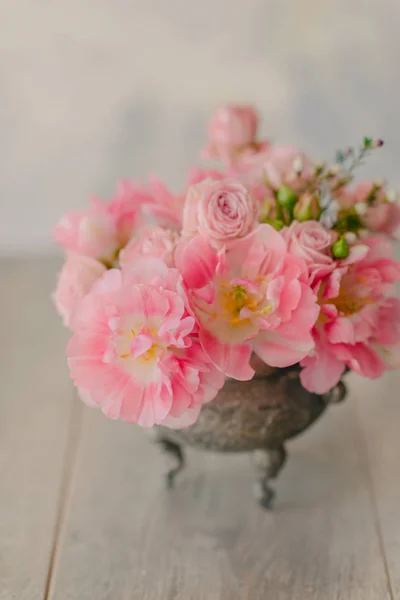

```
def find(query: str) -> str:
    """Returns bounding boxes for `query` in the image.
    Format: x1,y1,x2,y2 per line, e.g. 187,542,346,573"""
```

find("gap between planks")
43,398,84,600
352,392,395,600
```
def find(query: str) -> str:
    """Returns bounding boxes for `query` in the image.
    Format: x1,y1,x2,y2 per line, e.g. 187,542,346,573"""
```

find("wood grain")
48,376,392,599
0,258,81,600
353,372,400,598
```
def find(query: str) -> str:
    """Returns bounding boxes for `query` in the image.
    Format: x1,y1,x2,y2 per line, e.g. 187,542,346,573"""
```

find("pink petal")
200,329,254,380
325,317,355,344
176,236,218,289
253,330,315,368
130,334,153,358
300,350,345,394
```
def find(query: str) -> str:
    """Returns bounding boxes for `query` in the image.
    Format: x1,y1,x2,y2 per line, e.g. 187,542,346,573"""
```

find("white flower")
386,189,398,204
354,202,368,216
344,232,357,243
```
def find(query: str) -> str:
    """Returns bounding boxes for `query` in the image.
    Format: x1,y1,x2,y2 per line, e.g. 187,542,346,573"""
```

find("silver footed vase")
154,361,347,508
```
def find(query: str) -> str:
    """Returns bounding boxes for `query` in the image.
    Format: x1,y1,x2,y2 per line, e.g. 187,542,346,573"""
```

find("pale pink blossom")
364,203,400,238
67,259,225,428
176,225,319,380
186,166,226,186
235,144,314,193
300,237,400,393
202,105,266,165
182,179,258,248
53,254,106,327
138,176,185,230
120,226,179,269
263,145,314,190
53,181,143,263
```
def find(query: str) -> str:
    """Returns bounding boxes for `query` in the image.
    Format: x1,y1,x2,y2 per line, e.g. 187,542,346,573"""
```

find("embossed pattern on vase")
155,368,332,452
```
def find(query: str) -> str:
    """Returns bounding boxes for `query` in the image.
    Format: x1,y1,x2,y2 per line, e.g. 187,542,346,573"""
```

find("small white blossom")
329,164,340,176
374,177,386,188
344,232,357,244
293,156,303,174
386,189,398,204
354,202,368,216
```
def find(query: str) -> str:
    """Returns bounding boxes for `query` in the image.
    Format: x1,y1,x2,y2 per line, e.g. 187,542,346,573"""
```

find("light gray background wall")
1,0,399,254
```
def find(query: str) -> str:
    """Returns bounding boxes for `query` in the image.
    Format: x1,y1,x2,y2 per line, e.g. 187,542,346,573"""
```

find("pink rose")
202,105,262,164
182,179,258,247
283,221,337,285
120,226,179,269
53,253,106,327
284,221,335,265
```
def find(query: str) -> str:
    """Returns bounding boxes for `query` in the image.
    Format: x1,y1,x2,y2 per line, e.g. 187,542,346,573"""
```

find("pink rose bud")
182,179,258,248
202,105,259,164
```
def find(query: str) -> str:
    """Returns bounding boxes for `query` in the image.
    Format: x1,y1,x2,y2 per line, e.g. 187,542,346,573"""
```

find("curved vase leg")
252,446,287,509
157,439,185,489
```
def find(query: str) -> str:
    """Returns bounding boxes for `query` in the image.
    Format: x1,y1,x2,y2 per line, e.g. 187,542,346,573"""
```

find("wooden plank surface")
48,381,392,599
354,373,400,598
1,258,399,600
0,258,82,600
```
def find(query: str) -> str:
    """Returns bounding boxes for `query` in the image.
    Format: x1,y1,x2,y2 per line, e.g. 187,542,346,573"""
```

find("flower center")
112,318,165,372
321,272,376,317
218,194,237,218
329,293,366,316
220,284,270,325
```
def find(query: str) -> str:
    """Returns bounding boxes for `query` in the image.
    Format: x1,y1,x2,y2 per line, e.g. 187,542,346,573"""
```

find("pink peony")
300,237,400,393
182,179,258,248
202,105,264,164
67,259,225,428
120,226,179,269
53,181,143,263
176,225,320,380
53,254,107,327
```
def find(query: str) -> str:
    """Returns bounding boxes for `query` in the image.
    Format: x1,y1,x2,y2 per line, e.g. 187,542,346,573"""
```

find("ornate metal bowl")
154,364,347,508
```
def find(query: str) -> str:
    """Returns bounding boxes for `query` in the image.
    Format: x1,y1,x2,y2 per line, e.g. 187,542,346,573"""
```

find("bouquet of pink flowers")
53,105,400,429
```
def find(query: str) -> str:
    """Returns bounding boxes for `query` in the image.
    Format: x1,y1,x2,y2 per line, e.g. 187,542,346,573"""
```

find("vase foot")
252,446,287,509
157,438,185,488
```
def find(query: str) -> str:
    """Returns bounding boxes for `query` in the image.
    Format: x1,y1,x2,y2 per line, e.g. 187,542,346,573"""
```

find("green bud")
363,137,372,149
331,237,349,259
259,196,275,222
276,186,297,209
261,217,284,231
293,192,321,222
